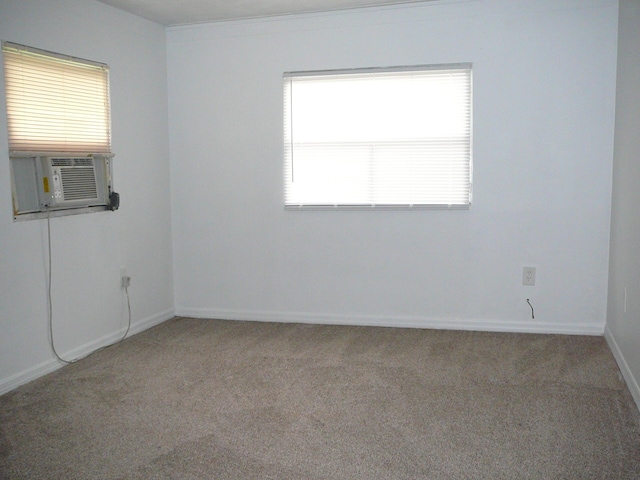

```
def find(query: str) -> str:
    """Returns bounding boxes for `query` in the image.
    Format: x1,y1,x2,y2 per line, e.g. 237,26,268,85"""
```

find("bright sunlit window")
284,64,472,209
2,41,111,155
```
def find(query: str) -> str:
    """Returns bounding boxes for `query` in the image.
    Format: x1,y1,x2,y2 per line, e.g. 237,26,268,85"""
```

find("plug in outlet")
120,267,130,289
522,267,536,286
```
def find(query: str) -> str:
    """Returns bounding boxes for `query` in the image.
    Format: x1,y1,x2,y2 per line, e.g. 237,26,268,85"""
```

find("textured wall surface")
168,0,618,334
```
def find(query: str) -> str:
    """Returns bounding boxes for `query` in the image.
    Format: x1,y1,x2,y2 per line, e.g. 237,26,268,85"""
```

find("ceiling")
95,0,429,26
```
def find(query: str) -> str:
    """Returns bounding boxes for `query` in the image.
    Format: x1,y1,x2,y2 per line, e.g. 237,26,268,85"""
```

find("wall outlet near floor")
522,267,536,286
120,267,130,288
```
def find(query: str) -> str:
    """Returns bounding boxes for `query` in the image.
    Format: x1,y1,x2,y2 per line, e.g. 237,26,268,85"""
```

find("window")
3,42,111,155
284,64,472,209
2,42,115,219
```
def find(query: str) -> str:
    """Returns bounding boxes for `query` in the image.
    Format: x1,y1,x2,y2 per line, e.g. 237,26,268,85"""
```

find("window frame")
2,41,112,157
283,63,473,210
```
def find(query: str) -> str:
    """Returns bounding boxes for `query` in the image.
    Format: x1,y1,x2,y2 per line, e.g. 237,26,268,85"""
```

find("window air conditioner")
39,156,108,209
10,155,116,217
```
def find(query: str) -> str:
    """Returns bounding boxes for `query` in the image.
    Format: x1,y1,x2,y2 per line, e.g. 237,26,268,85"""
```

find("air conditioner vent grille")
51,157,95,167
73,158,93,167
60,167,98,200
51,158,74,167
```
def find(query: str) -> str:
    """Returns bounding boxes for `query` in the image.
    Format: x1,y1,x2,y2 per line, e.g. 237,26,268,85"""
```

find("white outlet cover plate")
523,267,536,286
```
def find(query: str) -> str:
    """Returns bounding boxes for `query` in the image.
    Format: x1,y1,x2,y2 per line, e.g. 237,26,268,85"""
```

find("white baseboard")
604,326,640,413
176,306,605,336
0,308,174,396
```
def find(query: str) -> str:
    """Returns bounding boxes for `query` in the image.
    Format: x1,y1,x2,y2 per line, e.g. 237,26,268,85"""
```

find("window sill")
284,204,471,211
14,205,111,222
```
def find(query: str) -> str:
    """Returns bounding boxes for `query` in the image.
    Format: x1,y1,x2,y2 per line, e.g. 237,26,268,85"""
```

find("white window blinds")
284,65,472,208
2,42,111,155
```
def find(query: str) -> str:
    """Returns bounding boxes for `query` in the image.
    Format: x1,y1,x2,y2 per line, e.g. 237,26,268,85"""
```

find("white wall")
0,0,174,394
168,0,618,334
606,0,640,410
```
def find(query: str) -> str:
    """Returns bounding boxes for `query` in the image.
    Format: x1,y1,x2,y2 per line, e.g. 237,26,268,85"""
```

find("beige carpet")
1,317,639,479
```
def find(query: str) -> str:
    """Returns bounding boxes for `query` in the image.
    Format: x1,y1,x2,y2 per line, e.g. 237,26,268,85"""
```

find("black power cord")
526,298,535,319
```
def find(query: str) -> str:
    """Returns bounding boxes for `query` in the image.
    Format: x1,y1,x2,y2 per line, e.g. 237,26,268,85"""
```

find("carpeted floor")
1,317,639,479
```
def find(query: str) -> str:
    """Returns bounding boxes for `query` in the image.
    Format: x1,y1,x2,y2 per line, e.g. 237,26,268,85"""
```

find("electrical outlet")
120,267,130,288
522,267,536,286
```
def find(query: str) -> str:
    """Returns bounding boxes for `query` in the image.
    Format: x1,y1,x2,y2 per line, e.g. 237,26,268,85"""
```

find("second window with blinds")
283,64,472,209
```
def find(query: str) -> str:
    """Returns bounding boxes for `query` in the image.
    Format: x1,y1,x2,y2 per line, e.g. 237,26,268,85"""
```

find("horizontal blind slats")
284,66,471,207
2,43,111,154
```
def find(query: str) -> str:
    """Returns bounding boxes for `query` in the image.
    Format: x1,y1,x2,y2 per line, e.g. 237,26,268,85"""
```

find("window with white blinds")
2,42,111,155
284,65,472,209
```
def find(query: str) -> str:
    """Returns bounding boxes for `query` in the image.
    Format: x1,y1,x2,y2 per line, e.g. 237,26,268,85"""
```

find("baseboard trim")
0,308,174,396
604,326,640,412
176,307,605,336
